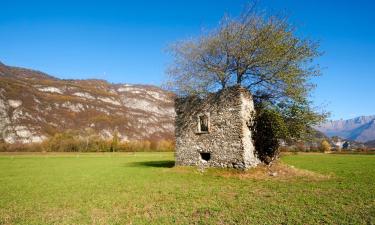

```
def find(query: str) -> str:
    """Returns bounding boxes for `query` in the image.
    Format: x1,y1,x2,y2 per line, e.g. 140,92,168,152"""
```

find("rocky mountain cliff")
0,62,175,144
316,115,375,143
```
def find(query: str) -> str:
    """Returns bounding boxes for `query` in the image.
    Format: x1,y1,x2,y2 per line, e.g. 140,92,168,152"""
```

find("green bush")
252,108,287,164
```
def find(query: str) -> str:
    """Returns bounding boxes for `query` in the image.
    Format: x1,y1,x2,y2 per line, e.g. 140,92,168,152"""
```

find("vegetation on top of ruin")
166,2,329,163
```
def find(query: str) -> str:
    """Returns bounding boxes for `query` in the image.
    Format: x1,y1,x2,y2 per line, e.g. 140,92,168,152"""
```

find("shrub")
44,131,82,152
252,108,287,165
320,140,331,152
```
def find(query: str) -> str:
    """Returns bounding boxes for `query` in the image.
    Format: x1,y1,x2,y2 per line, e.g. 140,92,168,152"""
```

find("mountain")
283,129,366,151
365,140,375,148
0,62,175,144
316,115,375,142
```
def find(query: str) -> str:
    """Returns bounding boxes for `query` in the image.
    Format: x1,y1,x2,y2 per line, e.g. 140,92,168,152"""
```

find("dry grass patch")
172,161,332,181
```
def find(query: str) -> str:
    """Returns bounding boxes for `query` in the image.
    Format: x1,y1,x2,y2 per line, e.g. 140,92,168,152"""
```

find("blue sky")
0,0,374,120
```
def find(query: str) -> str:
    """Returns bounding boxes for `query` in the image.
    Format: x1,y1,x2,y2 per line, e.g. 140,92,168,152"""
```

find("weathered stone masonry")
175,86,260,169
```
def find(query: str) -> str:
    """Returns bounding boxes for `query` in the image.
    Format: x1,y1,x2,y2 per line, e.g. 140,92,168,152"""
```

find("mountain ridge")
316,115,375,143
0,62,175,144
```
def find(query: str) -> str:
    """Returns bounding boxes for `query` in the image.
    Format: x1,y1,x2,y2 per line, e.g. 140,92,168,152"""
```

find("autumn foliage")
0,131,175,152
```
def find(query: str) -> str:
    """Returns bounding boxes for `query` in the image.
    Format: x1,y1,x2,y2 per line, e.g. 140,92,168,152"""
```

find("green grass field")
0,152,374,224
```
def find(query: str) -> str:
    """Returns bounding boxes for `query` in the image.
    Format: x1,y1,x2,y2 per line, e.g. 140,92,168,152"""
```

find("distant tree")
80,128,97,152
110,130,119,152
166,2,328,163
46,130,80,152
320,139,331,152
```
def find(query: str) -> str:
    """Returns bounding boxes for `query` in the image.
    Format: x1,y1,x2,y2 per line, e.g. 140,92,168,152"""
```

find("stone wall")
175,85,260,169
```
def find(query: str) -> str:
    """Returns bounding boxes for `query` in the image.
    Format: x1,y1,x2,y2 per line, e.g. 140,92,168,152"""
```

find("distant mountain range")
0,62,175,144
365,140,375,148
316,115,375,143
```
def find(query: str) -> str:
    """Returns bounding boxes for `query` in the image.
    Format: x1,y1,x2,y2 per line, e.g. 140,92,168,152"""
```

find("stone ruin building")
175,85,260,169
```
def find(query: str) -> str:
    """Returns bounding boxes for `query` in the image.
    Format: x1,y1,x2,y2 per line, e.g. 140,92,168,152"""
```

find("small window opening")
199,115,209,132
200,152,211,161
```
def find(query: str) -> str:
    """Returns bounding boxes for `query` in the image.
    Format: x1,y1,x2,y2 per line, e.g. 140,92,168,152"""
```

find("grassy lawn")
0,152,374,224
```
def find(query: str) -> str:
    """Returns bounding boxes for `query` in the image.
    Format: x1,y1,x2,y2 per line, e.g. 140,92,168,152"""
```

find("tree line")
0,130,175,152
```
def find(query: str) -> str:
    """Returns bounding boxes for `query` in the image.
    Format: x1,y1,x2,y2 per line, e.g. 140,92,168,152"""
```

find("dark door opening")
200,152,211,161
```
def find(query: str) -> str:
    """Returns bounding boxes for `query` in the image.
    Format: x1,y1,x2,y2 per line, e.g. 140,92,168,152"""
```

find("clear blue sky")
1,0,374,120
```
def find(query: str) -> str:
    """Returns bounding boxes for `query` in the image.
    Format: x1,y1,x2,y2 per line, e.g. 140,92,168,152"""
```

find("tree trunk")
236,74,242,84
221,80,226,89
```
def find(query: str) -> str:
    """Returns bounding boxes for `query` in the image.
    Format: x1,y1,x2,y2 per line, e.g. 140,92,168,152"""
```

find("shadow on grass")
128,160,175,168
